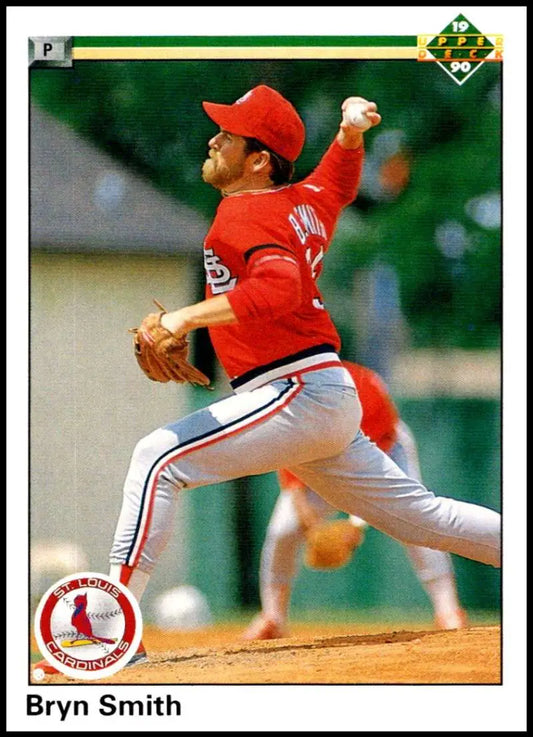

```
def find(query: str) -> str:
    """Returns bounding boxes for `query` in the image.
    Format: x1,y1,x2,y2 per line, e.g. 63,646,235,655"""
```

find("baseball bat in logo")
34,572,142,680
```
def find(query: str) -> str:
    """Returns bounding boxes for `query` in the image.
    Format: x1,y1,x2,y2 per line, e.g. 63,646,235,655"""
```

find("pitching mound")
32,622,500,684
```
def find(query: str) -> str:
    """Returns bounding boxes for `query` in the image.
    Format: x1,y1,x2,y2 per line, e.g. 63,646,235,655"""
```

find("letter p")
29,37,72,67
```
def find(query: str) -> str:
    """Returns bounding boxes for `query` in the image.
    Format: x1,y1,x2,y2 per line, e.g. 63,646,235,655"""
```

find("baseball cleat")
242,614,288,641
126,643,149,666
33,659,59,675
434,608,469,631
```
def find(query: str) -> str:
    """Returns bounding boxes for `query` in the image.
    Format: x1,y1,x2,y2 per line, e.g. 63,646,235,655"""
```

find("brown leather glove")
304,519,365,570
130,300,211,387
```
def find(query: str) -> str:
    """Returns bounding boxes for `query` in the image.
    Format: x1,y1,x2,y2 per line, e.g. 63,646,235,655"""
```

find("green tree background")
31,58,501,351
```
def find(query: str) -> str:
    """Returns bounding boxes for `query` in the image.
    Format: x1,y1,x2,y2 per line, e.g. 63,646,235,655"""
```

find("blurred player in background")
243,361,468,641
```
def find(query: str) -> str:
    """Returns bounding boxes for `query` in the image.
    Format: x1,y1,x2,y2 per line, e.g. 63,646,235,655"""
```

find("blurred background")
30,57,501,629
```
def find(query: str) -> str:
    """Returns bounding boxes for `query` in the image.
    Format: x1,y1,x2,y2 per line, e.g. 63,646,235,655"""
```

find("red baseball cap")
202,85,305,162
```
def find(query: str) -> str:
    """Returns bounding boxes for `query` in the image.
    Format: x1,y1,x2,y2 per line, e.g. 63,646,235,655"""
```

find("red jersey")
204,139,364,383
279,361,399,492
343,362,399,452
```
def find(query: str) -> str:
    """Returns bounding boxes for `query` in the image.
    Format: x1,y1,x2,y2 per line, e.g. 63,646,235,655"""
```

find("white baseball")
152,585,212,631
345,102,372,130
33,667,45,681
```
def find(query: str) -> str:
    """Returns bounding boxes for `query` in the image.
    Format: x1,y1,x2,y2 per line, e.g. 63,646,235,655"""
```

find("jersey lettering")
288,204,327,245
288,213,306,244
204,248,238,294
305,245,325,280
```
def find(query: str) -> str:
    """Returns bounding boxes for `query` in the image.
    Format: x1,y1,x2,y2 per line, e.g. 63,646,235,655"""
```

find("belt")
231,344,341,393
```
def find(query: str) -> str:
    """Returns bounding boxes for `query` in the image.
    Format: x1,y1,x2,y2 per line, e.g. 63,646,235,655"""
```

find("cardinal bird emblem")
61,593,117,648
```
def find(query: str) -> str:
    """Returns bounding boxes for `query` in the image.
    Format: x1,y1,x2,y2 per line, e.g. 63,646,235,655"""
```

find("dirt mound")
32,622,500,685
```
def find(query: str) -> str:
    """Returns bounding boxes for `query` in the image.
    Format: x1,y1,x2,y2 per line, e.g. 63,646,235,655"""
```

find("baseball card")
7,6,526,733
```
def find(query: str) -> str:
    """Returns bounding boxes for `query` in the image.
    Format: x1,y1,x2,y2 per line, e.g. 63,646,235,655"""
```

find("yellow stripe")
61,639,94,647
72,46,418,61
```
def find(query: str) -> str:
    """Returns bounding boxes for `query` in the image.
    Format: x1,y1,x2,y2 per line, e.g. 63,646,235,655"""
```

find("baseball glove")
304,518,365,570
129,300,211,387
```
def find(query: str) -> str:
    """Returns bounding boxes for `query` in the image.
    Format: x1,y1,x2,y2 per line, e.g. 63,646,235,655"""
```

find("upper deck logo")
34,572,142,680
418,14,503,85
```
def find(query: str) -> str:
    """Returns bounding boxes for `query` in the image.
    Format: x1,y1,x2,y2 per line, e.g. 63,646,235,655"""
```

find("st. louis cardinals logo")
204,248,238,294
33,572,142,681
